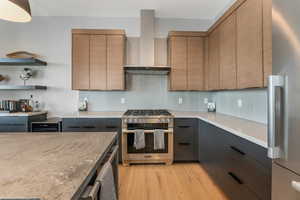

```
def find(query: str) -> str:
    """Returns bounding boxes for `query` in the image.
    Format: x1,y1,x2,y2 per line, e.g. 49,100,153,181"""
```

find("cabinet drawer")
62,118,102,132
174,142,194,161
214,166,260,200
222,128,271,170
224,150,271,200
174,118,196,141
0,116,27,132
102,119,121,132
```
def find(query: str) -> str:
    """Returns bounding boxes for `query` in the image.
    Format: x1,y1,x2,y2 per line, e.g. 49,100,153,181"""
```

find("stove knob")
165,118,170,123
160,118,165,123
123,119,127,123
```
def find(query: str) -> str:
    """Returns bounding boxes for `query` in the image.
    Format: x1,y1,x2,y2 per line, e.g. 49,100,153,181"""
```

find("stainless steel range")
122,109,174,165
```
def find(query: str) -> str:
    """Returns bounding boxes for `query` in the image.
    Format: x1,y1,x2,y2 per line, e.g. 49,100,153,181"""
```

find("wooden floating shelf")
0,85,47,90
0,58,47,66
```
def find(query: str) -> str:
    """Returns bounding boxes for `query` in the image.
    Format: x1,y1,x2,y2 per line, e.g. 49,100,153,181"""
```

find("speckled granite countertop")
0,132,117,200
171,111,267,148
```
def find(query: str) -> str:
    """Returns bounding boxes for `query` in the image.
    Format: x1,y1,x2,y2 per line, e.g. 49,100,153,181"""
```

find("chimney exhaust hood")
124,10,170,75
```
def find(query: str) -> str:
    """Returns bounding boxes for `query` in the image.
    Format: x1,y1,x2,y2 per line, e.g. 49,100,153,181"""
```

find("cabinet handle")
68,126,80,129
83,126,96,129
178,142,191,146
106,126,118,129
177,125,191,128
228,172,243,184
230,146,246,156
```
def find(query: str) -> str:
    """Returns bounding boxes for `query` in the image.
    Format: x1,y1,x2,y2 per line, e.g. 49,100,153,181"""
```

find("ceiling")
30,0,236,20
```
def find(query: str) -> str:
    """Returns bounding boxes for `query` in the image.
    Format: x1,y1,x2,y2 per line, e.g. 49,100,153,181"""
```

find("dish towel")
134,129,145,150
98,162,117,200
154,129,165,150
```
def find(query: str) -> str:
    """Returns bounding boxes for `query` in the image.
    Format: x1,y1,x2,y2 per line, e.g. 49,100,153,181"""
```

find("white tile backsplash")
212,89,268,124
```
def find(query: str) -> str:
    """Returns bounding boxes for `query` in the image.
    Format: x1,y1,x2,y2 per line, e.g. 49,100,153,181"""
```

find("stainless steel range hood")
124,10,170,75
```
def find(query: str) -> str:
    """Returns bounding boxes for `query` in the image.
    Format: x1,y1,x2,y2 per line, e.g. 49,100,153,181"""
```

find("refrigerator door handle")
268,75,284,159
291,181,300,193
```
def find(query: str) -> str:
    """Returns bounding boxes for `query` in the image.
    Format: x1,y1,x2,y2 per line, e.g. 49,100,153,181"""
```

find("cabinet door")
90,35,107,90
219,13,237,90
187,37,205,90
174,119,198,161
72,34,90,90
107,35,125,90
237,0,263,88
169,37,188,90
207,28,220,90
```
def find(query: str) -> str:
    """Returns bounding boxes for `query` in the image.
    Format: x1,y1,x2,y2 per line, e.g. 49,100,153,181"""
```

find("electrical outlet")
204,98,208,104
178,97,183,105
237,99,243,108
121,98,126,104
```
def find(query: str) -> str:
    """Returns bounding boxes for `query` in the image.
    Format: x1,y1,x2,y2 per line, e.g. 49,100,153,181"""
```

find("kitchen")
0,0,297,199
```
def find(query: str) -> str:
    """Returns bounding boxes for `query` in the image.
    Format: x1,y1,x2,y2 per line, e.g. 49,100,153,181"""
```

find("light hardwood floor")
119,163,229,200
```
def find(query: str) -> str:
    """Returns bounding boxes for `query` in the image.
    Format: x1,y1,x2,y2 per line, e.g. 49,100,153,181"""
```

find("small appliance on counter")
207,102,216,112
78,97,88,112
31,117,62,132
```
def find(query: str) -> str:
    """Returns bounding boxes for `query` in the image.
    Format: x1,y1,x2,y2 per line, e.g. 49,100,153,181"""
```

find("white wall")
0,16,212,116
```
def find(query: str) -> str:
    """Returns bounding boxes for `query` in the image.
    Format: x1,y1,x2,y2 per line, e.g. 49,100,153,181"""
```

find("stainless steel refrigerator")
269,0,300,199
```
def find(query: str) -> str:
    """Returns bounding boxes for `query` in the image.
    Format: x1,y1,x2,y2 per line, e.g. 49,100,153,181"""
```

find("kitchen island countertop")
0,132,117,200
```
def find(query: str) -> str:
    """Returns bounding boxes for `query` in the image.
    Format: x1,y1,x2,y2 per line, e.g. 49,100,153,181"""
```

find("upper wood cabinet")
169,36,188,90
219,12,237,90
72,29,126,91
236,0,263,89
72,34,90,90
107,35,125,90
188,37,205,90
207,28,220,90
206,0,271,90
168,32,205,91
90,35,107,90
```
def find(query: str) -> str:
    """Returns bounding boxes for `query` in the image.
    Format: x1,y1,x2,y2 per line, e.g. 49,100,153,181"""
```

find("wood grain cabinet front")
168,32,205,91
205,0,271,90
72,29,126,91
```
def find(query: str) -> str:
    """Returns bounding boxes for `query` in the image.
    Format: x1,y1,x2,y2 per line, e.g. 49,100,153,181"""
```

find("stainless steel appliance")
31,118,62,132
122,109,174,165
269,0,300,198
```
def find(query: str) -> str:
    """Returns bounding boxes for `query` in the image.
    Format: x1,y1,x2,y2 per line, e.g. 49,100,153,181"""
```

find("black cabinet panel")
198,119,271,200
62,118,102,132
174,118,198,161
0,114,47,132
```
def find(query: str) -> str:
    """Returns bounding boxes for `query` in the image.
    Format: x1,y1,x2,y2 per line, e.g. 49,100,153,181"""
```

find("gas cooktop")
123,109,172,117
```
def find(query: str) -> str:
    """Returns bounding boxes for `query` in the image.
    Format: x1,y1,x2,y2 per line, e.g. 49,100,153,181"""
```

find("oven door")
127,132,169,154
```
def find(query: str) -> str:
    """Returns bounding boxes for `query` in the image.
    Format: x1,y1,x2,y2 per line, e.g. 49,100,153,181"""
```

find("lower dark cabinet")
0,114,47,132
174,118,198,162
198,120,271,200
62,118,122,162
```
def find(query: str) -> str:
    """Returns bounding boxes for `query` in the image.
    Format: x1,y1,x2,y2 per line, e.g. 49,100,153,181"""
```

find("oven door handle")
122,129,172,133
